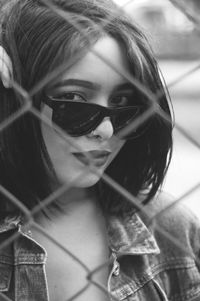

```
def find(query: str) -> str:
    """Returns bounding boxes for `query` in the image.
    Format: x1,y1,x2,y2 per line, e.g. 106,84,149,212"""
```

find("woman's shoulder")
140,190,200,226
139,191,200,256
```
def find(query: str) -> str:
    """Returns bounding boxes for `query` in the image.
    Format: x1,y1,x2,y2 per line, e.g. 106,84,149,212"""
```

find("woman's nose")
89,117,114,141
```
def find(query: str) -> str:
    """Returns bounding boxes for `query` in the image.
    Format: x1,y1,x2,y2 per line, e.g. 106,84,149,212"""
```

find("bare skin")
32,189,110,301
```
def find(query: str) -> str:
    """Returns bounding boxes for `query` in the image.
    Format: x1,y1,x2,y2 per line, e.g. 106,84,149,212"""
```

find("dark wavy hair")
0,0,173,217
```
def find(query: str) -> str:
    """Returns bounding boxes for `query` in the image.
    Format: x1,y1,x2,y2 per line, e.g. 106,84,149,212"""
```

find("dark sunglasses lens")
113,107,140,137
52,102,101,136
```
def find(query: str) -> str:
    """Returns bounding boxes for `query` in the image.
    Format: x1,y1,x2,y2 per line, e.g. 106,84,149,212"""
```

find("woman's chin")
59,170,103,188
74,173,102,188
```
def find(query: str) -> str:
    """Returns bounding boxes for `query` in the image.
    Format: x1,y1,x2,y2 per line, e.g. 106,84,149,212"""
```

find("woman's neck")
35,186,101,226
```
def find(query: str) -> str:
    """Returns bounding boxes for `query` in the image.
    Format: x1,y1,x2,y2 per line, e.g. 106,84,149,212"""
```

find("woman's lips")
72,150,111,167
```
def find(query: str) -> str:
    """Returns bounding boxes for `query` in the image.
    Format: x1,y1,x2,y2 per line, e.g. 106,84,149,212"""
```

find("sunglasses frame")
44,97,143,138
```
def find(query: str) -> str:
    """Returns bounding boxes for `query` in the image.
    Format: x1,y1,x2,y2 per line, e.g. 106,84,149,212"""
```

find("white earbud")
0,46,13,88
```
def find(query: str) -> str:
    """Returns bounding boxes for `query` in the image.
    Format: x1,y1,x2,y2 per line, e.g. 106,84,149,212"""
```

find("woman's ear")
0,46,13,88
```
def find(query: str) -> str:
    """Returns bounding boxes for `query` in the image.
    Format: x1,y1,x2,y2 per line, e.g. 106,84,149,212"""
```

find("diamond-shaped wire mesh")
0,0,200,300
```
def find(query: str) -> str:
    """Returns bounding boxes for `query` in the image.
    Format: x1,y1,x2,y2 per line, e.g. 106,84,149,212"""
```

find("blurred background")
114,0,200,217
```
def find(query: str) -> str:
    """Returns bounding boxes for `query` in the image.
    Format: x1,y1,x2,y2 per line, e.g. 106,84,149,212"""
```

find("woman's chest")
33,210,110,301
44,230,110,301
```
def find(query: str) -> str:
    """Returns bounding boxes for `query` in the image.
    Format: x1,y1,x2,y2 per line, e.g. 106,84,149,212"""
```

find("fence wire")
0,0,200,300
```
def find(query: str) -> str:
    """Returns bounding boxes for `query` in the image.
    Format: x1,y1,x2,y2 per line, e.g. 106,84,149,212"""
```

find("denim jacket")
0,194,200,301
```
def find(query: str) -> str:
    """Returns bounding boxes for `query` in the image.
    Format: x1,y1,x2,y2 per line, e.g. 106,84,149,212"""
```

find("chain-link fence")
0,0,200,300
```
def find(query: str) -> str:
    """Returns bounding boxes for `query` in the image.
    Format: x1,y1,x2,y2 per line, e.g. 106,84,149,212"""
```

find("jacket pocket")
154,257,200,301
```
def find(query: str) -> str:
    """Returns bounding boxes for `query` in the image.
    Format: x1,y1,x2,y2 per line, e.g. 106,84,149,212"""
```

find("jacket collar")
0,216,21,233
107,212,160,256
0,211,160,256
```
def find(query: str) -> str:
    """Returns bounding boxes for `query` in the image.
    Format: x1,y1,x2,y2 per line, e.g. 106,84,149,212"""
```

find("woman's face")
41,36,134,187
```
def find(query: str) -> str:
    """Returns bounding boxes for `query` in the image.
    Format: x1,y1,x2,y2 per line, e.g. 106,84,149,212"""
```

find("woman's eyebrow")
114,82,134,91
52,79,101,90
51,80,134,90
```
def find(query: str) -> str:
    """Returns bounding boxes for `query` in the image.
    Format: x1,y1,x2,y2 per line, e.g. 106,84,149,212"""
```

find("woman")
0,0,200,300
